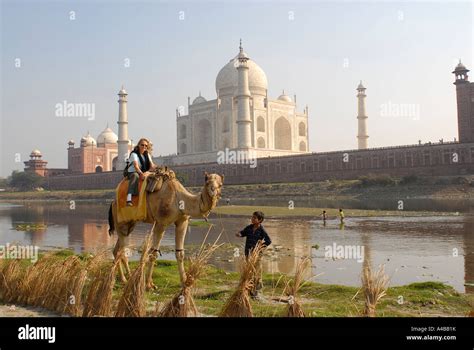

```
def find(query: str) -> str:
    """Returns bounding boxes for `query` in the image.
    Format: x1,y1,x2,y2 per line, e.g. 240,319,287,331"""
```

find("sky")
1,0,473,177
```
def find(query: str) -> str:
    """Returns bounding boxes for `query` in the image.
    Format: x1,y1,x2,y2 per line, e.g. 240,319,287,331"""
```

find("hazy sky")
1,0,472,177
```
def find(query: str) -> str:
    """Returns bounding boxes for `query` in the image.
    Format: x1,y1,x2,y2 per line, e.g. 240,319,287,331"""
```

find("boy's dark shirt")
239,224,272,256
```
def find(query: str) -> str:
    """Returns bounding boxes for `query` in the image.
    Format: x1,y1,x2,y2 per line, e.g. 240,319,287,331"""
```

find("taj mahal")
163,41,310,165
24,43,474,188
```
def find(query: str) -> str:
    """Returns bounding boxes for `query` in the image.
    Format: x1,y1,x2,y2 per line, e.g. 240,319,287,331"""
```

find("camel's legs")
175,218,190,288
146,222,166,290
113,229,131,283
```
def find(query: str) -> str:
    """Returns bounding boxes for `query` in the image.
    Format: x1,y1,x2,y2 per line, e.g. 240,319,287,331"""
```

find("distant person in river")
339,208,345,223
321,210,327,222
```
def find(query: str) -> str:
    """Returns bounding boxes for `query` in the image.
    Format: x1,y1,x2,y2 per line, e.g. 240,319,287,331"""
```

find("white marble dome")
193,95,207,105
215,53,268,95
278,93,292,102
30,149,42,157
80,133,97,147
97,127,118,145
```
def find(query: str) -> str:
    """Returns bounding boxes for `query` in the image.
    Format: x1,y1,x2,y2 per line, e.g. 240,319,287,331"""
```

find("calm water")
0,201,473,293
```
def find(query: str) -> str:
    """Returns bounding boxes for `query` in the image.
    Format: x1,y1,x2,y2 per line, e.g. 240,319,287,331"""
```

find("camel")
108,171,224,290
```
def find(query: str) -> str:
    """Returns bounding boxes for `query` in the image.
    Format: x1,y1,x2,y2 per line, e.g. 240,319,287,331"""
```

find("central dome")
97,127,118,145
215,52,268,96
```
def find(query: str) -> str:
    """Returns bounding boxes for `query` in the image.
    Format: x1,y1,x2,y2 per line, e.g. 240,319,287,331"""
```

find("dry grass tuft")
0,259,25,303
219,240,265,317
360,261,390,317
115,233,153,317
83,254,121,317
158,228,222,317
284,257,311,317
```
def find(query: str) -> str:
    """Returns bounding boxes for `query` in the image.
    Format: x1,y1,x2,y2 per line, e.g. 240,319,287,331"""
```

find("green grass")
1,253,472,317
129,260,471,317
188,220,212,227
15,223,48,231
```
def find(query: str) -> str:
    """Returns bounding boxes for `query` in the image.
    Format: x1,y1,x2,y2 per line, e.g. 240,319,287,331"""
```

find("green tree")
9,170,44,191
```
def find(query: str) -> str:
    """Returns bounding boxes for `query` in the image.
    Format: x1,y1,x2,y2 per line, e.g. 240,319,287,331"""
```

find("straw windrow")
361,261,389,317
284,257,311,317
219,240,265,317
115,232,153,317
158,228,222,317
83,254,121,317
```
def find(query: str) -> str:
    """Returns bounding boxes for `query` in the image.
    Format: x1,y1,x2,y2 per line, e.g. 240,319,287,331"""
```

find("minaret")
452,60,473,143
357,81,369,149
117,86,129,171
236,39,252,149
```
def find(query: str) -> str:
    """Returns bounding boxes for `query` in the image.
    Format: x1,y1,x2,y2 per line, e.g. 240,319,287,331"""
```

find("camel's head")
204,172,224,199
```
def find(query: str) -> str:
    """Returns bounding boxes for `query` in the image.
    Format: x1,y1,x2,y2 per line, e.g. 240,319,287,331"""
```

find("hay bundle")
17,253,59,306
0,259,25,303
83,255,121,317
158,229,222,317
115,232,153,317
64,252,106,316
284,257,311,317
219,241,265,317
41,255,84,313
361,261,389,317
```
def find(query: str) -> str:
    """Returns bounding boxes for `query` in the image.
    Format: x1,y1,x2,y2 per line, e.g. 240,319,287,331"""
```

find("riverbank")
1,175,473,202
212,205,462,218
0,253,472,317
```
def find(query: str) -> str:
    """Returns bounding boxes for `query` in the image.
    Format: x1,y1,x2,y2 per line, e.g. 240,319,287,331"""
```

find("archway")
257,116,265,132
299,141,307,151
298,122,306,136
196,119,212,152
180,143,187,154
274,117,292,150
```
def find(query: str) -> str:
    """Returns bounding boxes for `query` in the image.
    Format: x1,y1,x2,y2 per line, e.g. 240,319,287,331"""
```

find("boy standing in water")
339,208,345,223
236,211,272,298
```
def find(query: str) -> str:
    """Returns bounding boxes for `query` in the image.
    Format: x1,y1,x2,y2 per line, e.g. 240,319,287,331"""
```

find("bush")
0,177,8,188
451,177,469,185
358,174,396,187
9,170,44,191
400,174,418,185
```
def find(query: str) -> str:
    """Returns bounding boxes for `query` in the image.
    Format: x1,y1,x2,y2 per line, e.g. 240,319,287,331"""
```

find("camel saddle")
145,166,176,193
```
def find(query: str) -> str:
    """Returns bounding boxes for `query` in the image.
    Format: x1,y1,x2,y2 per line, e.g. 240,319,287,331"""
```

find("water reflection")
0,201,472,293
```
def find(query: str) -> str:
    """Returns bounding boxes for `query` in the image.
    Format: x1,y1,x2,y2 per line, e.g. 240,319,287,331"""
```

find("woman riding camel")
125,138,157,206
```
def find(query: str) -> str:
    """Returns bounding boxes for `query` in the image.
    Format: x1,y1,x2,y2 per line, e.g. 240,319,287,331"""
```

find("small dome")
278,91,292,102
30,149,42,156
454,61,468,71
97,127,118,145
68,139,75,145
80,133,97,147
357,81,366,90
118,85,127,95
193,95,207,105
